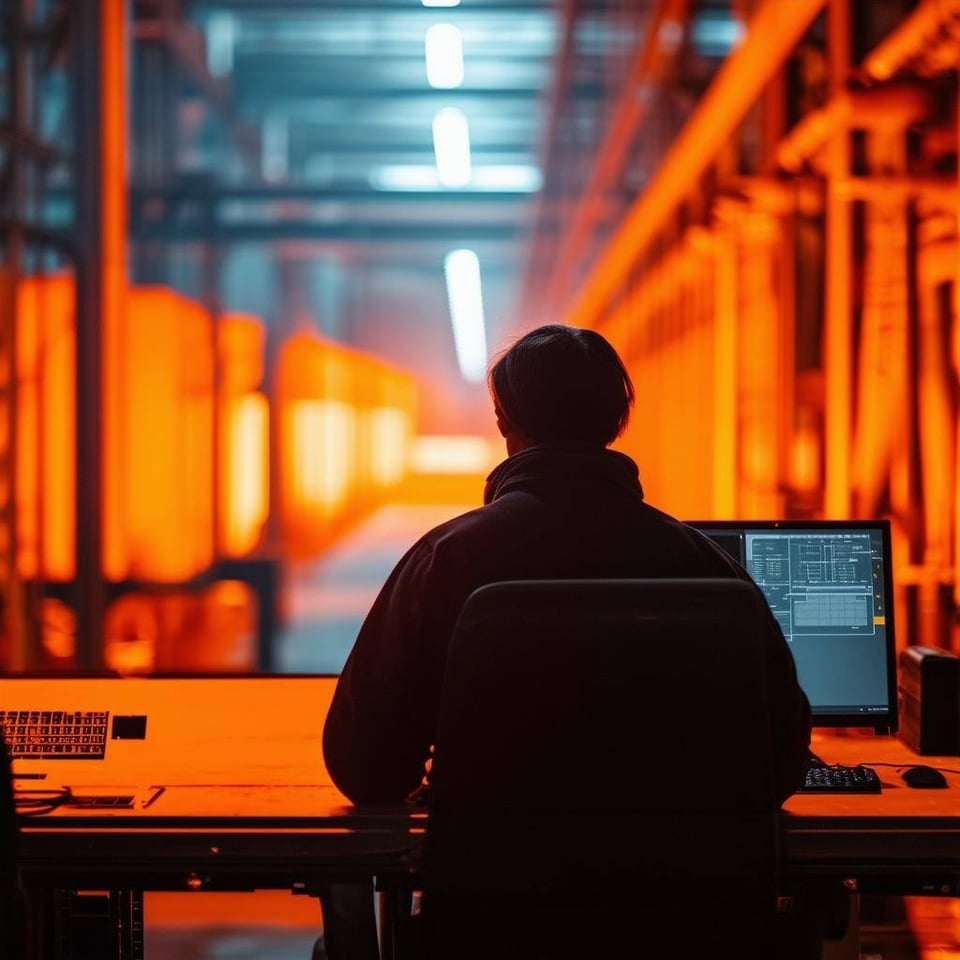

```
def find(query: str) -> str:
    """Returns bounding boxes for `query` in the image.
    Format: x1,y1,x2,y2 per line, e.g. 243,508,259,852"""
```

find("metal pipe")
564,0,826,329
862,0,960,81
775,87,930,172
4,0,29,671
73,0,128,670
543,0,690,313
823,0,852,519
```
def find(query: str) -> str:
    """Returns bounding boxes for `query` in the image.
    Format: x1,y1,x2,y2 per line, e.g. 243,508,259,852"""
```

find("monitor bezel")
685,519,898,733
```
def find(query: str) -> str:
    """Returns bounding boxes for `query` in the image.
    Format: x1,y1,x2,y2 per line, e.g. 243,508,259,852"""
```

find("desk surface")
4,676,959,892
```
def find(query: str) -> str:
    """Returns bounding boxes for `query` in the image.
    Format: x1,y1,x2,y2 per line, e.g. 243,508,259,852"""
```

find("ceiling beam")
233,86,600,103
187,1,552,10
132,184,537,203
134,7,261,169
130,220,525,242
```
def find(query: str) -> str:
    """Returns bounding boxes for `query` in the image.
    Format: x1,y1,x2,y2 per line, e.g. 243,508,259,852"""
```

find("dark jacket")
322,445,811,805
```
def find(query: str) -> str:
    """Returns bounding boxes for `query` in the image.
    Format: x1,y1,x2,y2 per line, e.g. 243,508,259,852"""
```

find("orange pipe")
101,0,129,582
823,0,852,519
775,89,929,172
544,0,691,312
862,0,960,81
565,0,826,329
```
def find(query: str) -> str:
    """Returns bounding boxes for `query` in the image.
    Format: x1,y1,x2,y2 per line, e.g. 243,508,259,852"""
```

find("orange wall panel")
15,275,75,580
125,288,214,581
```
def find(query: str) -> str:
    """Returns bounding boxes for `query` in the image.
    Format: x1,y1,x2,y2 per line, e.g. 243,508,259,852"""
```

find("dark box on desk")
898,646,960,755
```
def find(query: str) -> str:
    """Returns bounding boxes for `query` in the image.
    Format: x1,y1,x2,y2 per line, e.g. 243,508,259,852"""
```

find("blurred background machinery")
0,0,958,675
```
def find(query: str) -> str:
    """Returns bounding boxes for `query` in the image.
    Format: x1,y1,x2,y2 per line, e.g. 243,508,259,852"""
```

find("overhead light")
262,112,288,182
425,24,464,89
691,11,745,56
432,108,472,187
421,0,461,6
444,249,487,383
370,166,442,190
369,164,542,192
206,11,235,77
471,165,542,191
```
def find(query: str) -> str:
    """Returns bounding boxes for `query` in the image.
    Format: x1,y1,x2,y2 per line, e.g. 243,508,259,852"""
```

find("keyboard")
0,709,109,759
800,761,882,793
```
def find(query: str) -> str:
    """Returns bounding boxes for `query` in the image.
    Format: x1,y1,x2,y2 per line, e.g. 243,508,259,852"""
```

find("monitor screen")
685,520,897,731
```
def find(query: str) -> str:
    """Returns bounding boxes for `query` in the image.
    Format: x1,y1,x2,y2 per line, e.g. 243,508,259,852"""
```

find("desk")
783,732,960,894
5,677,960,958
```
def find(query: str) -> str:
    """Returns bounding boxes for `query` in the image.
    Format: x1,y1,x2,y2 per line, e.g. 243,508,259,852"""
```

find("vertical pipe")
713,228,737,517
206,198,222,562
4,0,29,670
74,0,127,669
823,0,852,518
916,271,954,648
954,70,960,634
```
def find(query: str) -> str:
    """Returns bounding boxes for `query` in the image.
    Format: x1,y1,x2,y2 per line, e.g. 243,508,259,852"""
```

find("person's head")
488,324,634,454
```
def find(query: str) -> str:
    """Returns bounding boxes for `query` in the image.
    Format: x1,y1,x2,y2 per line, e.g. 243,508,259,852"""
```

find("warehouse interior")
2,0,960,955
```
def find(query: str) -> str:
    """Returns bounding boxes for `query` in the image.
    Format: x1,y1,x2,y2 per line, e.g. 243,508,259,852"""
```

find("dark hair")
488,324,634,447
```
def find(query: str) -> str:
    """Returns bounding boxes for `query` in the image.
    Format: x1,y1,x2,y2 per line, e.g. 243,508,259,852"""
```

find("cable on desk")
14,787,74,816
851,762,960,776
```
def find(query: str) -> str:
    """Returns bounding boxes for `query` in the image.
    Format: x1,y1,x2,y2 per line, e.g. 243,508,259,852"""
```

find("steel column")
73,0,128,669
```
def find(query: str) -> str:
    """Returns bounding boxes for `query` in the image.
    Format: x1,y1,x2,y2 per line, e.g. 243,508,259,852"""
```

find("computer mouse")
901,765,947,789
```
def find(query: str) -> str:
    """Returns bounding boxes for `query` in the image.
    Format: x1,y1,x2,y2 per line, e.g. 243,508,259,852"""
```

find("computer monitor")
685,520,898,732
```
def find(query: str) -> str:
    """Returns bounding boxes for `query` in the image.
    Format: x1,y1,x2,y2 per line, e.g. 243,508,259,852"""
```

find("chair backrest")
423,578,780,957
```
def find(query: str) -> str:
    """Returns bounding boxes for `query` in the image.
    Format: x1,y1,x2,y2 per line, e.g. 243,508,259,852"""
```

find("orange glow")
603,233,719,518
220,393,269,557
101,0,129,582
39,597,76,661
103,581,258,675
736,210,785,518
276,331,416,556
566,0,826,329
287,399,356,513
217,313,268,558
368,407,412,485
124,288,213,581
15,275,75,579
822,0,852,519
218,312,265,391
15,280,224,583
409,435,494,475
789,415,821,494
711,229,737,516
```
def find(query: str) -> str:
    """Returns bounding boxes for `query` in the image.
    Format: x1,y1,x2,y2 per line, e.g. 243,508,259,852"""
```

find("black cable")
851,762,960,776
14,786,73,816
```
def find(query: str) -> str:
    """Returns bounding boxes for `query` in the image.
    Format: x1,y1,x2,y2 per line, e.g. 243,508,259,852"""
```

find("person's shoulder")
636,504,748,575
401,502,498,559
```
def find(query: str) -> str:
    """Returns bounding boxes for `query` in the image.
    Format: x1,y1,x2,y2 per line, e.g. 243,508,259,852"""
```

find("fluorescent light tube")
425,24,464,88
369,164,542,193
433,108,472,187
444,249,487,383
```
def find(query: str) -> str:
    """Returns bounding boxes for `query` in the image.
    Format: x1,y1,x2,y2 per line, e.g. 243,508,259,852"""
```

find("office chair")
411,578,781,960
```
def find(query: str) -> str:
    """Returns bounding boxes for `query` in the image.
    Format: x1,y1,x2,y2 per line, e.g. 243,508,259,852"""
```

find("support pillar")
73,0,128,669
